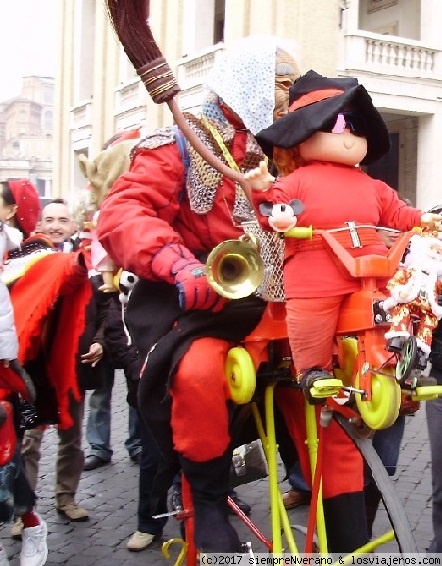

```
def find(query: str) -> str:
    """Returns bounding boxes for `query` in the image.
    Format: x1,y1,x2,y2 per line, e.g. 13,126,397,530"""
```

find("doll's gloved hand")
244,160,275,192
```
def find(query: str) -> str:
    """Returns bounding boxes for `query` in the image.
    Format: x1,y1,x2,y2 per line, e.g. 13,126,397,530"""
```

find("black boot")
322,492,369,553
180,450,242,553
299,368,334,405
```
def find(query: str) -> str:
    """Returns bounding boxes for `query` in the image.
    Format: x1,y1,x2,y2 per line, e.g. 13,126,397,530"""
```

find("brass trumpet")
206,234,264,299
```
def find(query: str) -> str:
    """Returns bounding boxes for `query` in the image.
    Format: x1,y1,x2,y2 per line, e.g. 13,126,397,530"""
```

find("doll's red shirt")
252,161,422,298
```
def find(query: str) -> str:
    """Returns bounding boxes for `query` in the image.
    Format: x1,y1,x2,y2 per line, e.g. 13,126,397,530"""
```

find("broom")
105,0,252,199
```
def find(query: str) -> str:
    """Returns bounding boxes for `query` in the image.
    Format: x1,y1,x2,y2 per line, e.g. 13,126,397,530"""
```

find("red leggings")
283,295,364,497
286,295,346,373
171,337,231,462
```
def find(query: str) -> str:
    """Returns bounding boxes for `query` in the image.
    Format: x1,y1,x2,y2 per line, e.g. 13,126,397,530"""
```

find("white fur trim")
381,297,396,311
385,330,410,340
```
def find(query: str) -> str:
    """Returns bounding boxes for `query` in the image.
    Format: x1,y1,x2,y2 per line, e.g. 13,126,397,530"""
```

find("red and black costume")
6,238,109,429
97,33,301,552
97,109,268,552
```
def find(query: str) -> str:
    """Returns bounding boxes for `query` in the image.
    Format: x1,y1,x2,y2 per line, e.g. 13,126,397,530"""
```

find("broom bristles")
106,0,179,104
106,0,162,69
105,0,251,195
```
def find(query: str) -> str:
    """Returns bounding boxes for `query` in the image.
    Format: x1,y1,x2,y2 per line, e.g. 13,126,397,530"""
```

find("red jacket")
97,125,259,282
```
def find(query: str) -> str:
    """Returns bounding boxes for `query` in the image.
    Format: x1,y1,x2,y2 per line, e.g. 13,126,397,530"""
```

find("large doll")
245,70,442,552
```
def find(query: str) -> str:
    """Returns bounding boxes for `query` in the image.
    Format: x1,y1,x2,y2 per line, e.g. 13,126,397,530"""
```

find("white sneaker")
0,546,10,566
20,519,48,566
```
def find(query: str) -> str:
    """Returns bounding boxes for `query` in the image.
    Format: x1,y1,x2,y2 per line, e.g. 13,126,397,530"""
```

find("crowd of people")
0,28,442,566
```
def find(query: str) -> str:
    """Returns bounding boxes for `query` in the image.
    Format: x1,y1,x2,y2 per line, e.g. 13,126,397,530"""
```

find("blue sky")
0,1,58,101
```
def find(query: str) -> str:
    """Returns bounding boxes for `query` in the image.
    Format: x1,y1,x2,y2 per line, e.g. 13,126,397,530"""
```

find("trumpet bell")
206,238,265,300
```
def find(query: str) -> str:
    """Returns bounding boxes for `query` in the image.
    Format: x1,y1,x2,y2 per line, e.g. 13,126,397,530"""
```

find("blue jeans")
86,364,141,461
288,460,310,492
287,415,406,490
0,444,36,522
370,415,405,478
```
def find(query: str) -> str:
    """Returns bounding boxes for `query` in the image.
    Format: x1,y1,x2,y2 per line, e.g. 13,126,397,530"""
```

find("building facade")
55,0,442,210
0,76,54,200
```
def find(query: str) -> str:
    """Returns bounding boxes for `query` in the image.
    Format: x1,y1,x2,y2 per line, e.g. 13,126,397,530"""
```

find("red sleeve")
97,142,191,281
376,181,421,230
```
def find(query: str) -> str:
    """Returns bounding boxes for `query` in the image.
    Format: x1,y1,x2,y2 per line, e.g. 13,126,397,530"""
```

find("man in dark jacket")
103,291,167,551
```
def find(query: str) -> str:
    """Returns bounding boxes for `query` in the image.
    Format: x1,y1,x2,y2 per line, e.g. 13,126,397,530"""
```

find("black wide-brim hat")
256,70,391,165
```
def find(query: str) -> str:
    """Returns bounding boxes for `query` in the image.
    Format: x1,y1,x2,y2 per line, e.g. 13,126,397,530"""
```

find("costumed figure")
244,70,442,551
11,196,114,525
383,232,442,386
97,29,299,553
78,129,140,292
2,192,97,434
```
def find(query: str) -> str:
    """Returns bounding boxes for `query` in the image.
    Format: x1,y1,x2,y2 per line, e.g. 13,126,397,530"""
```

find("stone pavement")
0,372,435,564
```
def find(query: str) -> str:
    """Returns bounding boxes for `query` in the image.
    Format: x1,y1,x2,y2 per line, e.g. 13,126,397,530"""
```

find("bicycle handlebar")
283,226,414,279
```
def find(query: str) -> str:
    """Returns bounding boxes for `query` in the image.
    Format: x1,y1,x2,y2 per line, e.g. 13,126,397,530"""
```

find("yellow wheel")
355,368,401,430
224,346,256,404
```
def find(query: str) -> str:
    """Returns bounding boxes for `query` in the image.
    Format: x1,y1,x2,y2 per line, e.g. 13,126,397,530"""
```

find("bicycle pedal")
310,378,343,398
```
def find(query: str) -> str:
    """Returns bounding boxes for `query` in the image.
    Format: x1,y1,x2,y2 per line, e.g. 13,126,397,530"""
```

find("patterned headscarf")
205,35,298,135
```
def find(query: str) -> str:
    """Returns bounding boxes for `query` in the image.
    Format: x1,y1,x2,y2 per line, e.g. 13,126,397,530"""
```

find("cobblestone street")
0,372,435,564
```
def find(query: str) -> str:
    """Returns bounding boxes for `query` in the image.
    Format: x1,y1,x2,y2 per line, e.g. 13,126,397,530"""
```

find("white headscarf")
205,35,298,135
